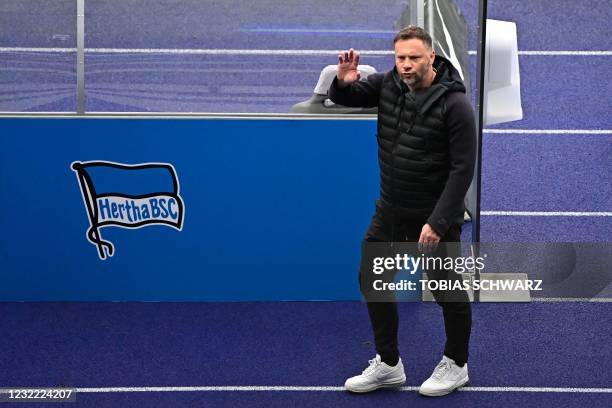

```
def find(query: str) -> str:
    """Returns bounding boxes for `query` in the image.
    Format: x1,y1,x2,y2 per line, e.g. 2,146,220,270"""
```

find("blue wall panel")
0,118,379,300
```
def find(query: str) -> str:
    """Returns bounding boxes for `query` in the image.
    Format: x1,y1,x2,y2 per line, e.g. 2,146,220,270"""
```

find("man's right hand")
337,48,361,87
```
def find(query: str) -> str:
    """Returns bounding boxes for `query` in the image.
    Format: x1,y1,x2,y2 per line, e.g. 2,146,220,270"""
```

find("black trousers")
360,208,472,367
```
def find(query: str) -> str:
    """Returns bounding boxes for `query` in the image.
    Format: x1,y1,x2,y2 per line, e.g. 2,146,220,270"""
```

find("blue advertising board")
0,117,379,300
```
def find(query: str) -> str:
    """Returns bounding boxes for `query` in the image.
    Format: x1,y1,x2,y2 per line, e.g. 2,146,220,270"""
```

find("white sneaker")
419,356,469,396
344,354,406,393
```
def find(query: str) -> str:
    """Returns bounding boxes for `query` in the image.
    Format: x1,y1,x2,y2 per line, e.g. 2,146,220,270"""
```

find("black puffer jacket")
329,55,476,236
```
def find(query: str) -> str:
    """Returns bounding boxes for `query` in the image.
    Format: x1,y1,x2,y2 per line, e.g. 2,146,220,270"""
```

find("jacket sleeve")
427,92,477,237
328,73,384,108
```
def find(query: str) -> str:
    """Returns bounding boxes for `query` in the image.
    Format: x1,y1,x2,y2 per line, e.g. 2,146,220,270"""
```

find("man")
329,26,475,397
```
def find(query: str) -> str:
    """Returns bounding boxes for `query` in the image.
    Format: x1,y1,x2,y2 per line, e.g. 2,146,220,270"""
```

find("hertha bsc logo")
72,161,185,260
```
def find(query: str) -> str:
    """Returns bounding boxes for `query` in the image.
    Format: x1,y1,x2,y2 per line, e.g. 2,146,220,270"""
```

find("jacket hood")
431,54,466,92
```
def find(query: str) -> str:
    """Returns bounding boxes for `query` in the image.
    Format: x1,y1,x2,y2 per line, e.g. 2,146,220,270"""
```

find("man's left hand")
419,224,441,253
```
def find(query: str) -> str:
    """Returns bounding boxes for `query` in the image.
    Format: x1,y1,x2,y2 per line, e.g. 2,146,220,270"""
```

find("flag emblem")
71,161,185,260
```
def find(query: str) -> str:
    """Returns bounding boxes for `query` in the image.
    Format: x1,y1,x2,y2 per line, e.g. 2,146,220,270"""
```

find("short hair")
393,25,433,49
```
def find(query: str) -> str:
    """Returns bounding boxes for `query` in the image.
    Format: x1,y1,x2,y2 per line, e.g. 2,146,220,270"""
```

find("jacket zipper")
390,93,405,244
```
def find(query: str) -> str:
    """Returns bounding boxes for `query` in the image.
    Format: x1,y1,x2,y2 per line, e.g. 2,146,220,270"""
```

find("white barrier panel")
484,19,523,126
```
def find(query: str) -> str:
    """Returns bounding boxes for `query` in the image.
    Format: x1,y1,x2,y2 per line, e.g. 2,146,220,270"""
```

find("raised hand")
337,48,361,85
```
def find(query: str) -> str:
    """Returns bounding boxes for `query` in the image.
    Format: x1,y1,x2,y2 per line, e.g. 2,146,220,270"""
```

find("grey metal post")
410,0,425,27
472,0,488,302
76,0,85,114
427,0,435,43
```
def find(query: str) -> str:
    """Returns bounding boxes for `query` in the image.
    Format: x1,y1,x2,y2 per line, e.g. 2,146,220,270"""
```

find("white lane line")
37,385,609,393
0,47,77,53
85,48,368,55
74,386,347,392
2,384,611,394
75,386,612,394
241,28,396,34
1,47,611,56
484,129,612,134
458,387,612,393
468,50,612,56
0,47,384,55
532,297,612,302
481,211,612,217
516,50,612,56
